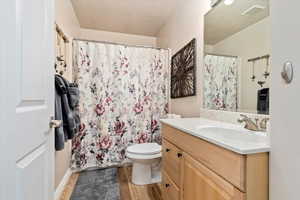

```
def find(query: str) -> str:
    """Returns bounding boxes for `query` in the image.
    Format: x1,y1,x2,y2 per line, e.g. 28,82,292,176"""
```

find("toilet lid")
127,143,161,155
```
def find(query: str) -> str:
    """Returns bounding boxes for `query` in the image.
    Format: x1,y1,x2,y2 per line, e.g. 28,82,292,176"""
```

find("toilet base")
131,160,161,185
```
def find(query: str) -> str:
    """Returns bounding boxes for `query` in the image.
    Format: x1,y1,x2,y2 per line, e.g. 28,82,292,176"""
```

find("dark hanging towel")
55,74,81,151
257,88,269,115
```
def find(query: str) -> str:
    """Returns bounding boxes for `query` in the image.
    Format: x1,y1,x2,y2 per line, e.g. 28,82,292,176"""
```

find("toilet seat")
127,143,161,155
126,152,162,160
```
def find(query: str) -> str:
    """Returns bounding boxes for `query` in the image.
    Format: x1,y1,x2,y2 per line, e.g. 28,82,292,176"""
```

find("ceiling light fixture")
224,0,234,6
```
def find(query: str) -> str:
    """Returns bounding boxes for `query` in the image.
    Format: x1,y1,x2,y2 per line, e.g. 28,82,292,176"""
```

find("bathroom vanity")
160,118,270,200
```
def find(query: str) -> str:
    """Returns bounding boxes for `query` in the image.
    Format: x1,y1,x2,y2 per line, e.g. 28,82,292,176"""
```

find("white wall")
209,17,271,112
270,0,300,199
79,28,157,47
157,0,211,117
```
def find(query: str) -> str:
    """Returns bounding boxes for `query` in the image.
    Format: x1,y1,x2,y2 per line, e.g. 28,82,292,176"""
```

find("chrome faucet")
237,114,260,131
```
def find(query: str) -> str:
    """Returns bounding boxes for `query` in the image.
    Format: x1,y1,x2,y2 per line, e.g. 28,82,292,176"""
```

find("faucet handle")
237,118,244,123
240,114,248,118
263,117,270,122
238,114,248,123
260,118,270,130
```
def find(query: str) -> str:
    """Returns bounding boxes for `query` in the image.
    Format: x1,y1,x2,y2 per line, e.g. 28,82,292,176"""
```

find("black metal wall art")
171,39,196,98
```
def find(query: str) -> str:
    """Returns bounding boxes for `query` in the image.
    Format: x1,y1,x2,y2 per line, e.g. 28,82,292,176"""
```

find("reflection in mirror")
204,0,270,115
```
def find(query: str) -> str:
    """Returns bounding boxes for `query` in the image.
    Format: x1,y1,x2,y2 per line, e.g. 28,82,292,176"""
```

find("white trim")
54,169,73,200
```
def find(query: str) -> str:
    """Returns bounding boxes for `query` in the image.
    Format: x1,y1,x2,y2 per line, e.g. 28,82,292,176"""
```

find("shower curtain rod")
248,54,270,62
73,38,169,51
205,53,238,58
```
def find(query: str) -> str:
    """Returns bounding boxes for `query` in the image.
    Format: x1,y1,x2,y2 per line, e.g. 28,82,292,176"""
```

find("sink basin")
196,126,267,144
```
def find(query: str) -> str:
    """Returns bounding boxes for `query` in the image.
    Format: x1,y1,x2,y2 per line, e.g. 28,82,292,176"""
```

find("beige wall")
55,0,81,81
55,0,80,37
55,0,81,190
209,17,271,112
79,28,157,47
157,0,211,117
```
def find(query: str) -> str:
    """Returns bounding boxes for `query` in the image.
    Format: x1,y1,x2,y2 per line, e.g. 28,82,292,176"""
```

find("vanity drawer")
162,124,246,191
162,139,182,187
162,171,180,200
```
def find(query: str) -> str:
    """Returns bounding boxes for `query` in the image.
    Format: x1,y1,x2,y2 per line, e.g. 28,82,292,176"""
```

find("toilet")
126,143,162,185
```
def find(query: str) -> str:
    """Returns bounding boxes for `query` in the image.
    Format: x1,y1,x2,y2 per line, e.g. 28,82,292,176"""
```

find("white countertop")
160,118,270,155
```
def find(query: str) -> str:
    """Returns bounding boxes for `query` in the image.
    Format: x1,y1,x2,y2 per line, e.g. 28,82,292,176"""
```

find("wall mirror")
203,0,270,115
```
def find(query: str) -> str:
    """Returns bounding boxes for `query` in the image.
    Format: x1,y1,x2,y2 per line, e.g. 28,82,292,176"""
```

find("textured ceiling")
71,0,180,36
205,0,269,45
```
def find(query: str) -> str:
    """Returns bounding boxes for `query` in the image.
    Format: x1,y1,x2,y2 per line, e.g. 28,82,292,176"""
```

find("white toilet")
126,143,162,185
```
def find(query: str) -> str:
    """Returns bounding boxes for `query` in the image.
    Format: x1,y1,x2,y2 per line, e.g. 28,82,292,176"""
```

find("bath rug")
70,167,120,200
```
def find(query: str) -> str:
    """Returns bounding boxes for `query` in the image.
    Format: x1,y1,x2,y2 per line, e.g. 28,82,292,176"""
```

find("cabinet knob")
165,183,170,188
165,148,170,152
177,153,183,158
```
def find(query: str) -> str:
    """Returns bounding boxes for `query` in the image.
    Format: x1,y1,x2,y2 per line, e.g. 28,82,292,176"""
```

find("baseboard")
54,168,72,200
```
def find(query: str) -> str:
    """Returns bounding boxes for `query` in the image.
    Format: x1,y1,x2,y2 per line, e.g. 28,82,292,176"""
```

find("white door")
271,1,300,200
0,0,55,200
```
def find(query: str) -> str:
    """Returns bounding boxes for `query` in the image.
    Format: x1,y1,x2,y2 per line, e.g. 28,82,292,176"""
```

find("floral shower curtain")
203,54,238,111
71,40,170,170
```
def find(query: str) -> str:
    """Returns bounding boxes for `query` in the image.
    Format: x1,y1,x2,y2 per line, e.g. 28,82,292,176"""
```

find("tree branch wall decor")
55,24,69,76
171,39,196,98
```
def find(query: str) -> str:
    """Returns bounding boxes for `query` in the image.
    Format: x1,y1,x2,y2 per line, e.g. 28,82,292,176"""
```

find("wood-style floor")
59,167,163,200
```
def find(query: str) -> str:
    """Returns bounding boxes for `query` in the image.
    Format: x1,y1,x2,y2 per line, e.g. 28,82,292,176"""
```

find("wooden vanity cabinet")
161,124,269,200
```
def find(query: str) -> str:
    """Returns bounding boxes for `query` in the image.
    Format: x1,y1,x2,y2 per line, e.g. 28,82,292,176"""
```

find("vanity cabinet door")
183,154,245,200
162,139,183,186
162,171,180,200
